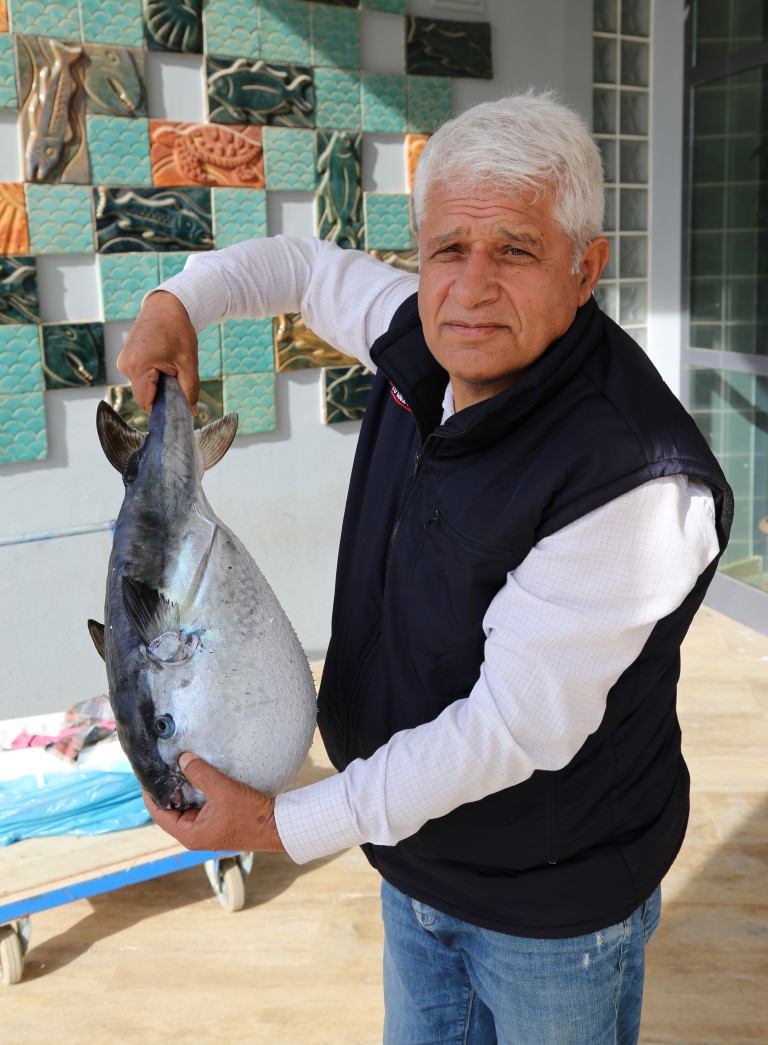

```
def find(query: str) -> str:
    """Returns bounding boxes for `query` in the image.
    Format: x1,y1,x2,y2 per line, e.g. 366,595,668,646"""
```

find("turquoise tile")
203,0,260,59
0,35,17,108
213,188,267,247
42,322,106,389
359,0,406,11
0,325,42,394
10,0,81,39
323,364,374,425
221,317,274,374
407,75,452,133
315,68,361,130
223,372,276,434
158,253,193,280
263,128,316,190
99,253,160,321
0,391,47,463
198,324,222,379
364,192,413,250
83,43,147,118
312,5,360,70
362,73,407,133
259,0,312,65
80,0,144,47
26,185,95,254
87,115,151,185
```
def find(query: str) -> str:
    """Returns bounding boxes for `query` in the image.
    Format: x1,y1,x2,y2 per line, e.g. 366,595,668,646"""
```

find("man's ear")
576,237,611,304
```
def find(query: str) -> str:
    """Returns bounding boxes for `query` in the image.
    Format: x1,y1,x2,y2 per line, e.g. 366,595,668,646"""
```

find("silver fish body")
90,374,316,809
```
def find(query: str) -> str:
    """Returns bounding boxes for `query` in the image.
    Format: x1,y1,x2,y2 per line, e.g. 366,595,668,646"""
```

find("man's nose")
450,252,500,307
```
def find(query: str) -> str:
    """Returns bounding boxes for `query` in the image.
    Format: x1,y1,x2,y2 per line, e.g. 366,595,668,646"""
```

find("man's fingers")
178,752,229,796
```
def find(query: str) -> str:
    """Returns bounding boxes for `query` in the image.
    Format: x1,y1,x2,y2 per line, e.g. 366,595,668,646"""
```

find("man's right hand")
116,290,201,414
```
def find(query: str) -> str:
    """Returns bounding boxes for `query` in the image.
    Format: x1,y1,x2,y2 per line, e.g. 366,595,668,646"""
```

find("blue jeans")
381,880,661,1045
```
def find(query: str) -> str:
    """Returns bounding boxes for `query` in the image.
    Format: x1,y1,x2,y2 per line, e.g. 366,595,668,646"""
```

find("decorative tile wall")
0,0,493,462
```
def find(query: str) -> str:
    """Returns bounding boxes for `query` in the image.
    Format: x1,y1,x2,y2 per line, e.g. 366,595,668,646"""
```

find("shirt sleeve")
274,474,721,864
157,235,418,371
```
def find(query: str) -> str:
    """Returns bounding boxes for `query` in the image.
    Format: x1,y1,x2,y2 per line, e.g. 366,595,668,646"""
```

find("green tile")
407,75,452,133
198,324,222,379
158,253,193,280
223,372,276,434
213,188,267,247
221,317,274,374
83,43,147,118
203,0,261,58
0,391,47,463
80,0,144,47
99,253,160,320
41,322,106,389
315,130,363,248
259,0,312,65
0,256,39,325
362,73,406,133
207,56,315,128
364,192,413,250
10,0,81,38
405,16,492,79
315,68,361,130
323,363,374,424
87,116,152,185
359,0,406,11
95,187,213,253
0,35,17,108
312,4,360,70
0,324,42,394
144,0,203,53
263,128,316,190
26,185,95,254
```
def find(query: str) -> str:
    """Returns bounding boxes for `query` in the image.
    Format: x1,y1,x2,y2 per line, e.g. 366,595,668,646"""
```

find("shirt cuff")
274,771,364,865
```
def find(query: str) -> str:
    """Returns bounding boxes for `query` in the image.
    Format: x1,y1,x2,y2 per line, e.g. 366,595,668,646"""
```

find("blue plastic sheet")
0,770,151,846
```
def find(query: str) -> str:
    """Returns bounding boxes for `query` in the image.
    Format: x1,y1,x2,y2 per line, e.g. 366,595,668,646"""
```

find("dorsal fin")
87,619,106,660
96,400,145,473
196,412,238,470
122,576,180,645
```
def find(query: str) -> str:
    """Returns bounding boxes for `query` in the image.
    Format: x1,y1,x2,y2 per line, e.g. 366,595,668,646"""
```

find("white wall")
0,0,593,718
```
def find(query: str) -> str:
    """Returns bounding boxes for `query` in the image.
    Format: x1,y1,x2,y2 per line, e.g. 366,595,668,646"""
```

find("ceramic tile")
0,184,29,253
361,72,406,132
197,323,221,379
223,371,276,434
99,252,160,320
87,115,151,185
150,120,264,187
314,67,361,130
316,0,359,7
203,0,260,60
212,187,267,246
0,323,41,392
195,378,224,425
41,321,105,389
144,0,203,53
94,185,213,253
0,33,16,107
9,0,81,39
80,0,145,48
323,363,374,424
0,0,7,32
16,35,90,183
263,127,316,191
315,129,363,248
158,251,191,279
404,133,428,191
83,43,147,117
259,0,312,65
207,56,315,128
273,311,356,371
359,0,405,11
221,317,273,374
0,255,39,324
106,377,221,431
0,390,47,462
311,4,359,69
368,247,418,273
407,76,452,133
405,16,493,79
26,184,94,253
364,192,413,250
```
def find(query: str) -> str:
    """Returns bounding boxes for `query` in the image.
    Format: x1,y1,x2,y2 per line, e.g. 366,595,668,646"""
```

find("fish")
88,373,317,810
24,40,83,182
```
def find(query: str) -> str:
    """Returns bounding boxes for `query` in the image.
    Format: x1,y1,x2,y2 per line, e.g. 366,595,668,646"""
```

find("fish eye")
153,714,176,739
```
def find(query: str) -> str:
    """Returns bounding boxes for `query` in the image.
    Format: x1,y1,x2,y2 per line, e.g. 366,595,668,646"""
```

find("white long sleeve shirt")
158,236,720,865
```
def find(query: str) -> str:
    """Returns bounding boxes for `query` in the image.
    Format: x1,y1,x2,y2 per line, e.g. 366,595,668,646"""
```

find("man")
117,92,732,1044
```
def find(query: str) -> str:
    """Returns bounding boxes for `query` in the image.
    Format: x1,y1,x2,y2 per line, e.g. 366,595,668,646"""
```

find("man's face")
417,186,609,412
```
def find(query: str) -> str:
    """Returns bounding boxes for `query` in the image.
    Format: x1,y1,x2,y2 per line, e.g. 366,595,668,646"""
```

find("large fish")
88,374,317,810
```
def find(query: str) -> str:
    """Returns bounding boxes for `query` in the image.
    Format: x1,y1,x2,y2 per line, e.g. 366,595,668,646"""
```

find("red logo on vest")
389,383,412,413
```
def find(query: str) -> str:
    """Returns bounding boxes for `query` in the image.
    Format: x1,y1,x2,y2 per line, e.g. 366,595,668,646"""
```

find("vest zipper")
386,438,434,566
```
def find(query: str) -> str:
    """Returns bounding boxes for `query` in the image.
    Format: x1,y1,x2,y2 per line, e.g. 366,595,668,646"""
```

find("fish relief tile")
314,68,361,131
311,4,360,70
322,363,374,424
150,121,264,187
87,115,152,185
202,0,260,60
99,251,160,320
0,33,16,107
262,127,315,191
41,321,106,389
0,390,47,462
315,129,363,248
83,43,147,117
0,255,39,324
315,0,359,8
80,0,145,49
223,372,276,434
195,378,223,424
368,247,419,273
0,184,30,253
0,322,41,392
9,0,81,40
16,35,90,184
259,0,312,66
105,382,149,430
143,0,203,54
26,184,94,253
207,56,315,128
407,76,452,133
221,317,273,375
273,311,356,372
94,185,213,253
364,192,413,251
212,187,267,247
405,16,493,79
405,133,429,191
361,72,407,133
197,323,221,379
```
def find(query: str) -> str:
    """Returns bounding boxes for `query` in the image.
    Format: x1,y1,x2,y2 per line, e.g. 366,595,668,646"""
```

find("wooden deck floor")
1,605,766,1044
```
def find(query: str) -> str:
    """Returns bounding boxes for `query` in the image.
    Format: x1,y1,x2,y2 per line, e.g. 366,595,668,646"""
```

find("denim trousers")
381,880,662,1045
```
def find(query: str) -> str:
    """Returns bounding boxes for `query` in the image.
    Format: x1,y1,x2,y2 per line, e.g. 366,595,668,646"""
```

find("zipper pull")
412,449,422,475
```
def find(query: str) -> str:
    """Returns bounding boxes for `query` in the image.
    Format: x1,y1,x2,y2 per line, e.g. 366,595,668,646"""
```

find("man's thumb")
178,751,217,787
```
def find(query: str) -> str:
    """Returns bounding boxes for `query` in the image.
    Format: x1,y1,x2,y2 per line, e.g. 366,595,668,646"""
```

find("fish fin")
196,413,238,470
87,619,106,660
96,400,145,474
122,576,180,645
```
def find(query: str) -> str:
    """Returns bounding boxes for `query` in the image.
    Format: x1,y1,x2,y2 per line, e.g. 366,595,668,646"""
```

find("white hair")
412,90,605,252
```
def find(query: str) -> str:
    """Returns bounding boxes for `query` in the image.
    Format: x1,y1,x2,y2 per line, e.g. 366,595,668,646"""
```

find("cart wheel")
217,860,246,913
0,925,24,987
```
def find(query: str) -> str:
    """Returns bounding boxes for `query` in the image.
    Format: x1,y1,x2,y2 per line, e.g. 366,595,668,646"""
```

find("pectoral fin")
87,619,106,660
122,576,180,646
96,400,145,473
196,412,238,470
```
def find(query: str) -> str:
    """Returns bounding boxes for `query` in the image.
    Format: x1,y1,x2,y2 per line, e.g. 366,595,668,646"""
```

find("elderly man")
118,92,732,1044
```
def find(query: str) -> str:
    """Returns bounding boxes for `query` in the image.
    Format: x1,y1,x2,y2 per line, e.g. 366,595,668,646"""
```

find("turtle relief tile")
87,115,152,185
99,252,160,320
80,0,145,48
9,0,81,39
0,323,41,393
203,0,260,60
361,73,407,132
94,186,213,253
263,128,316,191
311,4,360,70
405,16,493,79
41,321,106,389
143,0,203,53
0,255,39,324
0,184,30,253
0,391,47,463
314,68,361,131
273,311,356,372
223,372,276,435
364,192,413,250
0,34,16,107
26,184,94,253
207,56,315,128
221,317,273,374
83,43,147,117
407,76,452,133
259,0,312,65
212,187,267,247
315,130,363,248
150,121,264,187
323,364,374,424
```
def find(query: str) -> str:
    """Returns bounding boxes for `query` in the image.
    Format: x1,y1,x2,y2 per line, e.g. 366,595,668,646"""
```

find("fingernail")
178,751,195,773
